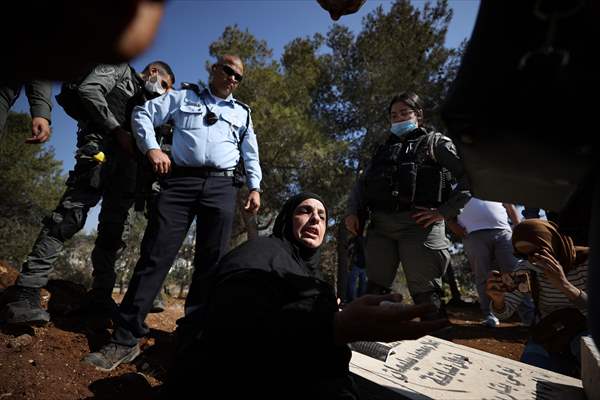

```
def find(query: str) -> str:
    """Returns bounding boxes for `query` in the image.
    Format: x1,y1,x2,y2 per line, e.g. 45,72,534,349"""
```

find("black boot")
82,342,140,371
1,286,50,326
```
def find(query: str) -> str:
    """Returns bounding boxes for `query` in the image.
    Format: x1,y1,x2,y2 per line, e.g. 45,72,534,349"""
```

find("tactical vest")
56,65,145,132
104,67,145,131
364,128,453,213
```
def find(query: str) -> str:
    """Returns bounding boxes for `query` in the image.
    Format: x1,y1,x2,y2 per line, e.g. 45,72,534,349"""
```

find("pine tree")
0,112,65,265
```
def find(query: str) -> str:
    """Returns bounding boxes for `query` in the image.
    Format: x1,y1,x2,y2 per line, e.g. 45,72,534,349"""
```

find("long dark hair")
388,91,424,125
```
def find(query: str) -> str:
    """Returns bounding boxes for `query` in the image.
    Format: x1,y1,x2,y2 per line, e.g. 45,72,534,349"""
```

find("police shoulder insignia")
180,82,203,97
234,100,251,121
94,65,116,76
234,99,250,111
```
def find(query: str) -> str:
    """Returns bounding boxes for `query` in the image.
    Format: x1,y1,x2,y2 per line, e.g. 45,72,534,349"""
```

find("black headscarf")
272,192,328,271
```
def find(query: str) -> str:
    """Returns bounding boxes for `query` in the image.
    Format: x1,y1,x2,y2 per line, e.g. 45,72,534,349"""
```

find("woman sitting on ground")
163,192,448,399
486,219,589,376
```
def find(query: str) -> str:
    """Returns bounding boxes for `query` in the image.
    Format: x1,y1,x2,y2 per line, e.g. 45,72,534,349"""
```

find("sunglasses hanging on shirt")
205,110,218,126
199,93,219,126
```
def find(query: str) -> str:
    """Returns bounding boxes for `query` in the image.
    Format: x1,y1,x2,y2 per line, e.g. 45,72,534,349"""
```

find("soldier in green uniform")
345,91,470,320
0,61,175,327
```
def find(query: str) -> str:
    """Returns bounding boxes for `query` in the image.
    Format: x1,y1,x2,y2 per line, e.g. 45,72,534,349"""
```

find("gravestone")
350,336,584,400
582,336,600,400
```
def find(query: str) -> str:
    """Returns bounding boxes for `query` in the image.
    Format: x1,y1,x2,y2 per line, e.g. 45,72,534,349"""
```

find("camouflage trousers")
17,128,138,291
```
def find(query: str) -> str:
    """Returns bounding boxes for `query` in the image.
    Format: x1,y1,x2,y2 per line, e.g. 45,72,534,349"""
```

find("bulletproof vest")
56,65,145,131
364,128,452,212
104,67,145,131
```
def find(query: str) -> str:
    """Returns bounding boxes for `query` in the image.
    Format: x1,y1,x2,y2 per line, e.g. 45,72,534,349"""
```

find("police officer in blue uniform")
83,54,262,370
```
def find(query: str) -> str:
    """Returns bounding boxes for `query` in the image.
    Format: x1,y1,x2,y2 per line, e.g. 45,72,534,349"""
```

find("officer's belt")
171,165,235,178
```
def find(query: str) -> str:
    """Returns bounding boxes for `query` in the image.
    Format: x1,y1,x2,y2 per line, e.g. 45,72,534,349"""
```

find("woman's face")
390,101,419,126
514,240,540,263
292,199,327,248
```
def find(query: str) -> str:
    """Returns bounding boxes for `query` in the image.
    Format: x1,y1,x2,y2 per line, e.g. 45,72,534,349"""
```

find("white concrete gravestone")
581,336,600,400
350,336,584,400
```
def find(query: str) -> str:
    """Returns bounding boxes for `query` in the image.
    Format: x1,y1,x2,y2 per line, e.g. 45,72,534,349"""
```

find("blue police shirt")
131,87,262,190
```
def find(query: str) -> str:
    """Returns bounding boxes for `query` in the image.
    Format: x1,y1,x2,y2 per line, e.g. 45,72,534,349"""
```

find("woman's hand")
531,249,568,289
532,249,582,300
333,293,449,344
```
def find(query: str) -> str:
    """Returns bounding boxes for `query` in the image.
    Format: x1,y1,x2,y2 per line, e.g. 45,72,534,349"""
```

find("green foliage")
206,1,461,280
115,211,148,292
316,0,460,168
208,25,273,69
207,26,352,226
2,2,466,295
0,113,64,265
52,232,96,288
165,222,196,297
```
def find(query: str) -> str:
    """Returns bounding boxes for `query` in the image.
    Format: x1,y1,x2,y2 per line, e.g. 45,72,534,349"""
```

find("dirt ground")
0,262,528,400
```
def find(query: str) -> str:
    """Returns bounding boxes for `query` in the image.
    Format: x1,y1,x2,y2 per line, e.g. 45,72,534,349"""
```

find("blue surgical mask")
390,120,417,137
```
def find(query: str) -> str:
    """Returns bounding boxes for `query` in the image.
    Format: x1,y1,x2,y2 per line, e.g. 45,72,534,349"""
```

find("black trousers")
113,175,237,346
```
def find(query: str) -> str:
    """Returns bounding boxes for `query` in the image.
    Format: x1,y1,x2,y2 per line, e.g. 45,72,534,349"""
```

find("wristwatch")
250,187,263,193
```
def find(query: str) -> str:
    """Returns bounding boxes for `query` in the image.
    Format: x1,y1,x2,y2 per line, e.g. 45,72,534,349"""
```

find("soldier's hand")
244,190,261,215
147,148,171,175
333,293,450,344
25,117,51,144
112,126,135,156
345,214,360,236
411,209,445,228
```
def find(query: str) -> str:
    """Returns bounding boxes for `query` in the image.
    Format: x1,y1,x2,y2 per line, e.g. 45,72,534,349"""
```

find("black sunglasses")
219,64,243,82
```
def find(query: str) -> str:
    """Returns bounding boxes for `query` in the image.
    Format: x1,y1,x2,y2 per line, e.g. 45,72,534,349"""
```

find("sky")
13,0,481,232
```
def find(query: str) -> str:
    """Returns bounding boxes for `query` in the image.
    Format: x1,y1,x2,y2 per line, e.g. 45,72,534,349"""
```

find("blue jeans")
346,265,367,302
520,331,589,376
